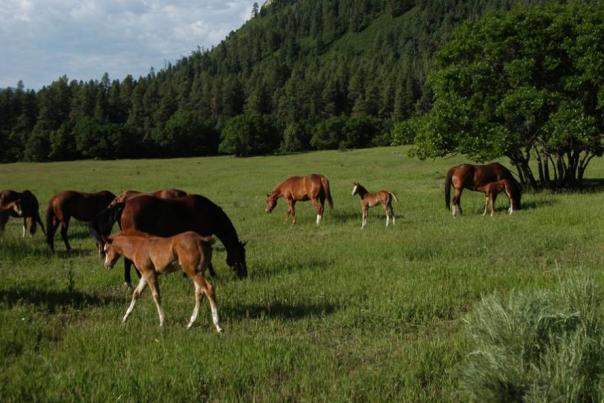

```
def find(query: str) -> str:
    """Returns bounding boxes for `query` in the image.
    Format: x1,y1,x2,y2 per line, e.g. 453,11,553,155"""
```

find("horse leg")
482,194,489,216
187,273,207,329
361,205,368,228
452,188,463,216
124,258,141,288
490,192,498,217
505,189,514,214
287,200,296,224
22,218,27,237
207,262,217,278
60,218,72,251
383,203,391,227
122,275,148,323
313,200,324,225
146,272,165,326
0,212,8,234
200,276,222,332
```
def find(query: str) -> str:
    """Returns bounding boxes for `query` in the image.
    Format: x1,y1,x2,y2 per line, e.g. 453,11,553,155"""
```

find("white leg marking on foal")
386,215,390,227
316,214,322,225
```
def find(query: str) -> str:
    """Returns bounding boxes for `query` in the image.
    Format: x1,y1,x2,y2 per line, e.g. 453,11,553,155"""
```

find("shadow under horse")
444,162,522,216
89,194,247,287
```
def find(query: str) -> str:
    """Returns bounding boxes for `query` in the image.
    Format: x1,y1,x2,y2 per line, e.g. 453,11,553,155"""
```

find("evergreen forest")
0,0,597,171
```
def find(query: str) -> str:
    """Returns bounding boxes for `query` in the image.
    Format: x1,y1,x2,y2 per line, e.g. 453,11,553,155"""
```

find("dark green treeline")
0,0,566,161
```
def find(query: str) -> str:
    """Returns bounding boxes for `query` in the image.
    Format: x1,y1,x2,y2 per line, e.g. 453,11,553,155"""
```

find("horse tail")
321,176,334,209
389,192,399,203
35,211,46,236
46,203,56,251
444,168,454,210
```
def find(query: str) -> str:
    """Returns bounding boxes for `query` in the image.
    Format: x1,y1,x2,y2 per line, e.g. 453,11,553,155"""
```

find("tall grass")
462,274,604,402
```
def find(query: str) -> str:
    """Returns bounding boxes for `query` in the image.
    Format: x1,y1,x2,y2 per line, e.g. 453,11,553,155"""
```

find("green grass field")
1,147,603,401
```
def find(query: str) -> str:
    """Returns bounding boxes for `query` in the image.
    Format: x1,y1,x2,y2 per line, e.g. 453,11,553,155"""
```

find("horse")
0,190,45,236
351,182,398,228
89,194,247,287
265,174,333,225
108,188,188,208
478,179,519,216
444,162,521,216
103,230,222,331
46,190,115,252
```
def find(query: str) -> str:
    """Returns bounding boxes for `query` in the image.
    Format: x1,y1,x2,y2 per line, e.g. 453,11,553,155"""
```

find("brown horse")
444,163,521,216
47,190,115,251
0,190,45,236
108,188,188,208
351,183,398,228
478,179,519,216
103,230,221,331
89,194,247,287
265,174,333,225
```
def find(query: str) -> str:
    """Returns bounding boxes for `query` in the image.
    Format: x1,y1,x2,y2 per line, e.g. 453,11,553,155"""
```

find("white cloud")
0,0,257,89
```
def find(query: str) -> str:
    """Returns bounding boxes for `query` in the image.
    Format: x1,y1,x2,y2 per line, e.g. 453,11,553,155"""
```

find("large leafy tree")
413,4,604,188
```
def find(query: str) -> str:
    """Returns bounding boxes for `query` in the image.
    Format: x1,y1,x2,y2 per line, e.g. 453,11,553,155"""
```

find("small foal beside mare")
0,190,45,236
103,230,222,332
265,174,333,225
351,183,398,228
478,179,519,216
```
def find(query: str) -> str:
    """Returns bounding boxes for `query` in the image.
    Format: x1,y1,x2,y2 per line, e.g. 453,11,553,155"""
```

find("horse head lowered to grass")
444,163,521,216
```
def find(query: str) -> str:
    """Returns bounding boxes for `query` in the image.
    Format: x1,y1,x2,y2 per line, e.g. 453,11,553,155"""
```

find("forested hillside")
0,0,578,161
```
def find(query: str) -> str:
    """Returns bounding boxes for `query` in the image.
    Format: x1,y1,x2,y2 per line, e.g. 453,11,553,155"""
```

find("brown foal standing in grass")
103,230,222,332
351,182,398,228
477,178,519,217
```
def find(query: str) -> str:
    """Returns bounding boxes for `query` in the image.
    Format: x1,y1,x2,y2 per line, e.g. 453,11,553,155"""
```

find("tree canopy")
411,3,604,187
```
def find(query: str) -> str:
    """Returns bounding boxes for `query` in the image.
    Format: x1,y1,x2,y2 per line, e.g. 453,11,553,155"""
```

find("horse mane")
88,202,125,244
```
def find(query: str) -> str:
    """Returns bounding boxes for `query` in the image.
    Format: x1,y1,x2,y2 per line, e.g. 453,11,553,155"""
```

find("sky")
0,0,258,90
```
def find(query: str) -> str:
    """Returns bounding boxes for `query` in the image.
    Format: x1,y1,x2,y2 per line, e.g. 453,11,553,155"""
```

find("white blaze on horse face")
352,185,357,196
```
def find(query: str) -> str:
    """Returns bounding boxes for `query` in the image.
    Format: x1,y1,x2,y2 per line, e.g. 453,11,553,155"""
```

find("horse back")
120,195,214,238
51,190,115,221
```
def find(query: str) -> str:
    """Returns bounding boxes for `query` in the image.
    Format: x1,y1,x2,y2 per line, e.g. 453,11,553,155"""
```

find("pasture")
1,146,603,401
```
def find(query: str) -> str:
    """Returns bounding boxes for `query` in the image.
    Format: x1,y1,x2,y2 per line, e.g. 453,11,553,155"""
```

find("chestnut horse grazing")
444,163,521,216
103,230,222,331
0,190,45,236
351,183,398,228
108,188,188,208
265,174,333,225
89,194,247,287
47,190,115,251
478,179,519,216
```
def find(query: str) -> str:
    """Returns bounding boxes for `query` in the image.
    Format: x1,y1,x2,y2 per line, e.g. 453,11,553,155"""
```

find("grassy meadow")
1,146,603,401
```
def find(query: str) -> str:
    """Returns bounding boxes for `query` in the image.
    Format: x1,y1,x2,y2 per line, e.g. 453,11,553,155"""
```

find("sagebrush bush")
462,275,604,402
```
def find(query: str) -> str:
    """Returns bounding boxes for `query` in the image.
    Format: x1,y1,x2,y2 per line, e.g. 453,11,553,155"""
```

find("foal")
477,179,517,216
103,230,222,332
351,182,398,228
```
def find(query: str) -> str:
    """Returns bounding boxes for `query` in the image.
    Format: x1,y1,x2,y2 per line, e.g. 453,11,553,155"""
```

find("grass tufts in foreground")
462,273,604,402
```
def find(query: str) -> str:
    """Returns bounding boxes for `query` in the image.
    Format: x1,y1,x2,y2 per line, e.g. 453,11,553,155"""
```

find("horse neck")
209,205,241,252
112,236,140,260
355,185,369,199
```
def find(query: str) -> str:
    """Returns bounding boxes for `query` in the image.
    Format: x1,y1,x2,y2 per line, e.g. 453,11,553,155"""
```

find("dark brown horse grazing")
0,190,45,236
444,163,521,216
103,230,221,331
351,183,398,228
89,194,247,287
478,179,519,216
108,188,188,208
265,174,333,225
47,190,115,251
